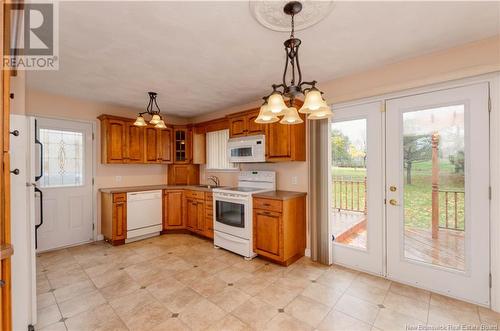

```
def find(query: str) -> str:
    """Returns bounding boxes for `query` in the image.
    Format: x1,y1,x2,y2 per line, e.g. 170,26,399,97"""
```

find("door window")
216,200,244,228
39,128,84,188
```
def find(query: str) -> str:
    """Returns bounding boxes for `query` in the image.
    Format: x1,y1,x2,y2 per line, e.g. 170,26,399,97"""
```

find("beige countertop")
99,185,220,194
253,190,307,201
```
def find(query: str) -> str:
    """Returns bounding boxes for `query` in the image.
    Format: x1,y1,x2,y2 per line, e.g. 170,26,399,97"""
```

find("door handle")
389,199,399,206
35,119,44,182
10,169,20,175
34,186,44,249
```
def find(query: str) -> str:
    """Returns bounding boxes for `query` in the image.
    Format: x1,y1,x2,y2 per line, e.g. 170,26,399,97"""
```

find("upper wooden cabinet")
125,122,144,163
98,115,172,164
99,116,127,163
265,113,305,162
167,164,199,185
228,110,264,138
173,127,192,164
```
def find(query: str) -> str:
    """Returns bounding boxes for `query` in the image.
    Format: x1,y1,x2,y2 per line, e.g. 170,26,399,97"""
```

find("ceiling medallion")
250,0,334,32
133,92,167,129
255,1,333,125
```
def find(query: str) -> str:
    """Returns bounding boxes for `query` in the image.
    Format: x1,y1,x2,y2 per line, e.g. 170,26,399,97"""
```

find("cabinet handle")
262,211,271,215
263,203,271,207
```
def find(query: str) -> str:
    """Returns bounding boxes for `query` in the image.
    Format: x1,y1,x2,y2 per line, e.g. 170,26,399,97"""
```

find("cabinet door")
266,122,292,160
174,128,189,164
125,122,144,163
164,191,184,229
186,199,198,230
253,209,281,258
113,201,127,241
144,126,160,163
196,200,205,232
229,116,247,138
246,112,265,135
158,128,173,163
107,119,126,163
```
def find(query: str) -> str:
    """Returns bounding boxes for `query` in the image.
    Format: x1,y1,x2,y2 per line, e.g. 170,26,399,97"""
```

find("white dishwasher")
126,190,162,242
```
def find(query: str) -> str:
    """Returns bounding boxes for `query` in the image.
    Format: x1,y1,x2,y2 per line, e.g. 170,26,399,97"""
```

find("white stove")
213,171,276,259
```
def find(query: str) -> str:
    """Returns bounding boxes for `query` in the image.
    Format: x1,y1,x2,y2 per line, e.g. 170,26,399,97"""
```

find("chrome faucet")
207,176,220,187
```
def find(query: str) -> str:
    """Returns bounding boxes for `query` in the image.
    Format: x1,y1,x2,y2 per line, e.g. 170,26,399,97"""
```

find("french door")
36,118,94,252
330,102,384,275
386,83,490,306
330,83,490,305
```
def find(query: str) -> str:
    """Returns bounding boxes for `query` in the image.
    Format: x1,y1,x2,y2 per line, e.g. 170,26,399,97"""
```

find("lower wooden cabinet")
185,196,206,234
101,192,127,245
253,195,306,265
163,190,184,229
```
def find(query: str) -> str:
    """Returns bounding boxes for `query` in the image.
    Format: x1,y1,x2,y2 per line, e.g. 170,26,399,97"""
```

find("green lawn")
333,161,465,230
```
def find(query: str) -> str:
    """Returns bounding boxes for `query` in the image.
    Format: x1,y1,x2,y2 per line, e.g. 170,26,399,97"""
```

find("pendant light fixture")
134,92,167,129
255,1,333,125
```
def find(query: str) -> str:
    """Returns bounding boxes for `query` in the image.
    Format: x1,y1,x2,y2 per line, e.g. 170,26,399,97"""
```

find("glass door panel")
330,102,384,275
386,83,490,305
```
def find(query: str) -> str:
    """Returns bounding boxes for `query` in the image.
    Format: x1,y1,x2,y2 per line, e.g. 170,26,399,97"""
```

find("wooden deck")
404,227,464,270
333,212,465,270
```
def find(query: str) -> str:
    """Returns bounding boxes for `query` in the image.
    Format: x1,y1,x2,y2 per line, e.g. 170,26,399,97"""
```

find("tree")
403,134,432,184
331,129,352,166
449,150,465,174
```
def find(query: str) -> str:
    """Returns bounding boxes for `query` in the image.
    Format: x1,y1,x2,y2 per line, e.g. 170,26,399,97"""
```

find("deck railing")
333,176,367,214
438,189,465,231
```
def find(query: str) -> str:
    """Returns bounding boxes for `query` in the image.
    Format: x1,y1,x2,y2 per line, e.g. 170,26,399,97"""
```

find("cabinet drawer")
186,190,205,199
253,198,282,212
113,193,127,203
205,208,213,219
205,192,213,200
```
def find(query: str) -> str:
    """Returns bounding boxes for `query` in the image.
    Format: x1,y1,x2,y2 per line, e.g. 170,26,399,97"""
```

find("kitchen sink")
195,184,219,189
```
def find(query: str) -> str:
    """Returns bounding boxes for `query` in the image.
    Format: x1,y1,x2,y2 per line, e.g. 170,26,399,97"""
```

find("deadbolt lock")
389,199,399,206
389,186,397,192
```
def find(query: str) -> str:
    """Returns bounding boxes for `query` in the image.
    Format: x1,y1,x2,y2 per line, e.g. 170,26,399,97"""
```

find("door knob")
10,169,20,175
389,199,399,206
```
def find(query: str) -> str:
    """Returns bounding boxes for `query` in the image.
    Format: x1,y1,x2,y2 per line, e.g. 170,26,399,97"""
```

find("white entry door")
330,102,384,275
36,118,94,252
386,83,490,305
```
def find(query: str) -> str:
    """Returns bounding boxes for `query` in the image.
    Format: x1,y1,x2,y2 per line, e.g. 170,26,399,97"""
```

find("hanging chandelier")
134,92,167,129
255,1,333,125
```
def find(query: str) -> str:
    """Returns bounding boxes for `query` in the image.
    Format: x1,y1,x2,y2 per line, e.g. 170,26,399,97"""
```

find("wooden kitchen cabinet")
186,197,203,232
167,164,199,185
173,127,192,164
101,192,127,245
228,109,264,138
253,195,306,266
125,122,144,163
99,116,127,163
163,190,184,230
144,126,160,163
266,113,306,162
158,127,173,163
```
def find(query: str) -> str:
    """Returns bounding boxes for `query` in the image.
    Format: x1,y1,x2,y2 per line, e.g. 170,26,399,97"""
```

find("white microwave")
227,134,266,163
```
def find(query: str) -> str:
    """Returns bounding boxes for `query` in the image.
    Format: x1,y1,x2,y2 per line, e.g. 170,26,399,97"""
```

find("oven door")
214,198,250,239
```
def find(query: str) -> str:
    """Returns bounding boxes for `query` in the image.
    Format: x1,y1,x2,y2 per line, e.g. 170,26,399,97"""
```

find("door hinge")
92,132,95,140
489,186,492,200
380,102,386,113
490,273,492,288
92,223,95,231
488,95,491,113
92,177,95,186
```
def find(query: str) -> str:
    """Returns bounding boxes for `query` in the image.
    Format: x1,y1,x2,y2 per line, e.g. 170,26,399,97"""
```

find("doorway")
330,83,490,306
35,117,94,252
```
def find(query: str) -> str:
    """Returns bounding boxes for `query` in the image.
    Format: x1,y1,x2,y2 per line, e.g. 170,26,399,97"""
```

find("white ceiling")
27,1,499,118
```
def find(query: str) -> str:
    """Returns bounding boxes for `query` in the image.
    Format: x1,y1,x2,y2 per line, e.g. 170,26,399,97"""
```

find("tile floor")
36,234,499,331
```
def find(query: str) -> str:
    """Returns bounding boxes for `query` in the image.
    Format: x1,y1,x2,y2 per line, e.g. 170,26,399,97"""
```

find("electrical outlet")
291,176,298,185
115,176,122,183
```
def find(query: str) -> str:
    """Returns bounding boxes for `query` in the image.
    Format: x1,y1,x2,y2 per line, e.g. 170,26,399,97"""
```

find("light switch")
115,176,122,182
291,176,298,185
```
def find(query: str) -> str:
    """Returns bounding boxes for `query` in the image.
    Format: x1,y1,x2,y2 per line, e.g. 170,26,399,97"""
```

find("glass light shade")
149,114,161,125
299,89,324,114
155,119,167,129
280,107,303,125
133,115,147,127
307,106,334,120
255,103,279,124
267,92,287,115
